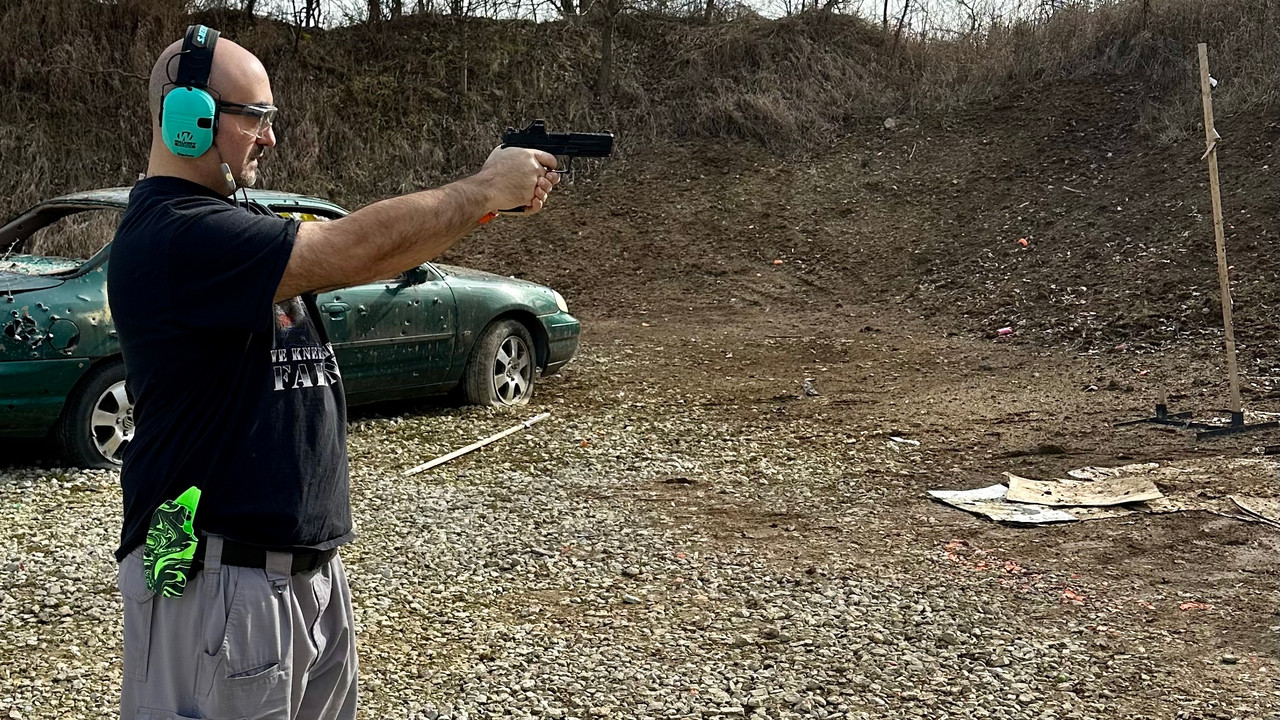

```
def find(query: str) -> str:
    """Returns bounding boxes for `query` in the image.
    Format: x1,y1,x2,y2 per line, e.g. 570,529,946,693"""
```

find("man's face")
213,65,277,188
220,103,276,188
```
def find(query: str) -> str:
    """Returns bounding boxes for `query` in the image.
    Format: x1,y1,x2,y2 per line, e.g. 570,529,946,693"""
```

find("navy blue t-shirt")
108,176,354,561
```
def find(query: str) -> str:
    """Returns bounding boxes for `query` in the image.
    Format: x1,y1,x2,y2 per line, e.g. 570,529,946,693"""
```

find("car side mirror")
399,266,429,286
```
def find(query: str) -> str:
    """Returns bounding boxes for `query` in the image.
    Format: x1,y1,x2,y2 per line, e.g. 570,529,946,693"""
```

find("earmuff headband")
176,24,219,89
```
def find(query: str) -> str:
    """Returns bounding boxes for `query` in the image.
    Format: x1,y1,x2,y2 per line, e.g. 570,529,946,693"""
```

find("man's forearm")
278,176,494,301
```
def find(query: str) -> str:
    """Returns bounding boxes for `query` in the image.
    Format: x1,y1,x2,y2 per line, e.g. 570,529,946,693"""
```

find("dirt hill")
450,78,1278,372
1,0,1276,369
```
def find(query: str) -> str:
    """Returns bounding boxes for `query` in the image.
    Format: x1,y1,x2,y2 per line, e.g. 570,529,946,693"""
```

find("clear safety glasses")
218,101,278,139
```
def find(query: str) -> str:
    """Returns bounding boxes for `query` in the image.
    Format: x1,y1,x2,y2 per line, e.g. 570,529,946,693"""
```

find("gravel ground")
1,335,1277,720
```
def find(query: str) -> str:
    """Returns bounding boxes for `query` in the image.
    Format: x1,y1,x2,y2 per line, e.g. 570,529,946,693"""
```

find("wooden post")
1197,43,1242,415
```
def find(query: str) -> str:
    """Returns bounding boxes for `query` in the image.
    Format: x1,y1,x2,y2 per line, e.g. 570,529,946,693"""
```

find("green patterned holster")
143,485,202,598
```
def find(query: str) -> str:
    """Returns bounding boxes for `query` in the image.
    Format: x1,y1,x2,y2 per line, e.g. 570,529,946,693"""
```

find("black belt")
193,539,337,576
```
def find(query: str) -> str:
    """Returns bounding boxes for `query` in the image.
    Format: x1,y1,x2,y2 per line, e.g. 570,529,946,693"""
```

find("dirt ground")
438,74,1279,708
528,307,1277,714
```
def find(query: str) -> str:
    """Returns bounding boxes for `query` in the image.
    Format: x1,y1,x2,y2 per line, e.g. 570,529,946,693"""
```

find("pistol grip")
479,207,528,224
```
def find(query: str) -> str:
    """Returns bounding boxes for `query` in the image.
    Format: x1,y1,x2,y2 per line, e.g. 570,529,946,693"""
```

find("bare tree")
954,0,979,35
593,0,623,101
892,0,909,48
292,0,321,26
367,0,381,21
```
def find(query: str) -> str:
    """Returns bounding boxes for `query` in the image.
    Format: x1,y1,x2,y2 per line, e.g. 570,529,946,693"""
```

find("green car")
0,188,580,468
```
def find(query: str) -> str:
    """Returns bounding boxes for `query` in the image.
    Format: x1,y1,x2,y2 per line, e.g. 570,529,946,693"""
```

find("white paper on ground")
1005,472,1163,506
928,485,1078,524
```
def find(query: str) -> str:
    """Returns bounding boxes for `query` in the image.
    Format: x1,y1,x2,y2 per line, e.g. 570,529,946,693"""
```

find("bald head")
145,30,278,194
148,35,270,125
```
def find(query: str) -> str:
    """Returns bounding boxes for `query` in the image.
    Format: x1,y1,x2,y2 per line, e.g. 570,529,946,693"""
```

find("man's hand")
477,146,560,214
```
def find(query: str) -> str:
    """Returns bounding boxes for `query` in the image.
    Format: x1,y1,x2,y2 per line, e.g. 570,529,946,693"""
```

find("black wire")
164,50,182,84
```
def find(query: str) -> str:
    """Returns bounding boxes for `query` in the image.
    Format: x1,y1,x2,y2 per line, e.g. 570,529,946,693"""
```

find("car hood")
435,264,547,290
0,271,66,293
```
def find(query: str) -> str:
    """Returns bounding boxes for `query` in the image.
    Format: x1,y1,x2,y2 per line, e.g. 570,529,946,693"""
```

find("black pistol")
480,121,614,222
501,120,614,172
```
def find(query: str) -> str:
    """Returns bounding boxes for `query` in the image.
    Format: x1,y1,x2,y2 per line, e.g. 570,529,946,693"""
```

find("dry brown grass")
25,208,124,260
0,0,1274,216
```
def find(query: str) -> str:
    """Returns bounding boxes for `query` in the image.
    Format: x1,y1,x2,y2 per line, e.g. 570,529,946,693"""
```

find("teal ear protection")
160,25,221,158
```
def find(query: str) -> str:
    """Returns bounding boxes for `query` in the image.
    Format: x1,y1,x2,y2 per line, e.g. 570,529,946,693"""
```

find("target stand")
1117,397,1280,440
1116,46,1280,446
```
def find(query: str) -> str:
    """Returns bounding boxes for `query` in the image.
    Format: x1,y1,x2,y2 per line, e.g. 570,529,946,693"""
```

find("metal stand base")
1116,404,1280,440
1195,411,1280,440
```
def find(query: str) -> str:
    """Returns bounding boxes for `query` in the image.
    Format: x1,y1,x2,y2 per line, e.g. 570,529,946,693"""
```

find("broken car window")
1,207,122,276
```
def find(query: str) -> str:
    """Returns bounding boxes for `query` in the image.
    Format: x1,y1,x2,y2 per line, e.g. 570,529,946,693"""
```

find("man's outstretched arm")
275,146,558,302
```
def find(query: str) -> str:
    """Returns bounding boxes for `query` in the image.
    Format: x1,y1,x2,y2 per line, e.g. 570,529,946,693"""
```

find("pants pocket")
198,568,290,720
202,566,239,657
198,652,286,720
118,555,156,683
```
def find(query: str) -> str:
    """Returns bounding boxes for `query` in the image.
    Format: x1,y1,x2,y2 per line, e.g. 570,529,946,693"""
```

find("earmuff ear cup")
161,87,217,157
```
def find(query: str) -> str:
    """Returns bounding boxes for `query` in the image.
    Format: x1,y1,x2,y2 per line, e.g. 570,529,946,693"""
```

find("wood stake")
403,412,551,476
1197,43,1242,414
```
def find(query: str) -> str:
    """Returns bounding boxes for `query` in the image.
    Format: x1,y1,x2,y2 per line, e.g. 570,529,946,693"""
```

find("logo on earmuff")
174,131,197,150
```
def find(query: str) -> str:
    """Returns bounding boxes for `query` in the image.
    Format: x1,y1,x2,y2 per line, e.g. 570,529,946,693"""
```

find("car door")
404,264,459,385
315,266,456,401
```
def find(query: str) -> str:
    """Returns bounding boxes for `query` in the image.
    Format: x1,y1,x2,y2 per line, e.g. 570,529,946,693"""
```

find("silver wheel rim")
492,335,533,405
90,380,133,465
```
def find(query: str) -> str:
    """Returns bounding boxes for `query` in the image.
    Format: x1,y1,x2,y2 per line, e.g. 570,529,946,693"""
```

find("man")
108,25,558,720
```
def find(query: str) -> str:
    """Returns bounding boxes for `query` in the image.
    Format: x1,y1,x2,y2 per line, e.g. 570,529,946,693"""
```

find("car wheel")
463,319,537,407
57,359,133,469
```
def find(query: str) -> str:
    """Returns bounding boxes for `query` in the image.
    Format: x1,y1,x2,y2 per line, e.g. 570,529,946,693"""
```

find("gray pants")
118,536,358,720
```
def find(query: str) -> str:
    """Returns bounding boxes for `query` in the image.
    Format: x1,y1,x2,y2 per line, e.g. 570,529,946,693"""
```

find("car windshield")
0,201,341,278
0,206,122,276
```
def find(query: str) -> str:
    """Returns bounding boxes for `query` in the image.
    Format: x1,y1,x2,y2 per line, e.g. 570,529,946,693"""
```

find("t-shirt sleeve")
166,200,298,333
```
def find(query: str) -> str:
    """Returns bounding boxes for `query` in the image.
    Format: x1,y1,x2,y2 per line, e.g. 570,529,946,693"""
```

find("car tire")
463,319,537,407
57,359,133,469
